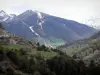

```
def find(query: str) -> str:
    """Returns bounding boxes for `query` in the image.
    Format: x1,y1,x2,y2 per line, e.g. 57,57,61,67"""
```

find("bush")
0,23,4,29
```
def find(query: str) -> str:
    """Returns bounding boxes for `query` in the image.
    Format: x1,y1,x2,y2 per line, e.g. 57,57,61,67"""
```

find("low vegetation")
1,45,100,75
58,32,100,64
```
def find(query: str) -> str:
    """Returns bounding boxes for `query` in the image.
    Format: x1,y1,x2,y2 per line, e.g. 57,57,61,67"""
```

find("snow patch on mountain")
36,11,43,19
0,10,16,22
22,21,40,37
0,10,6,17
29,26,40,37
0,10,9,22
0,17,9,22
22,21,29,27
35,11,45,30
37,20,44,30
3,17,9,21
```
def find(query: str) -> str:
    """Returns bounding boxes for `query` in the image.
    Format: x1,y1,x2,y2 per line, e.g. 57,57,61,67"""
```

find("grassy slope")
1,44,24,50
61,44,89,56
49,36,65,47
30,50,58,59
0,25,59,60
1,43,58,59
59,37,100,63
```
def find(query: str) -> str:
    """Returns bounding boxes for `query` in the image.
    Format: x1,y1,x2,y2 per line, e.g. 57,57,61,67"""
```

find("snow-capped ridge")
21,10,34,15
0,10,7,17
0,10,16,22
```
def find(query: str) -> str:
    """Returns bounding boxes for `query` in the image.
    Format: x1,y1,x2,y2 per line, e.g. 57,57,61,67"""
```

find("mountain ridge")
0,10,97,47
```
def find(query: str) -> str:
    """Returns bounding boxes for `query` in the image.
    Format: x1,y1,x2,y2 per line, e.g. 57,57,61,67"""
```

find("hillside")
0,23,100,75
0,23,61,74
0,23,58,57
0,30,100,75
58,31,100,63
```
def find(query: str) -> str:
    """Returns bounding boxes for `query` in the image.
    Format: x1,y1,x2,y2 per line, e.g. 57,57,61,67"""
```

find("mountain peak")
0,10,7,17
19,10,34,16
0,10,5,13
34,10,40,13
24,10,34,14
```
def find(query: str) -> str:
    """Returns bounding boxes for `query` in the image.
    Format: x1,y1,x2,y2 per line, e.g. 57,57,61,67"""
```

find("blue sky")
0,0,100,23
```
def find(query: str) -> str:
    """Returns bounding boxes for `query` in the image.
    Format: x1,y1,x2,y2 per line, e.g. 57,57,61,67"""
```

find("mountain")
0,10,97,47
0,10,16,22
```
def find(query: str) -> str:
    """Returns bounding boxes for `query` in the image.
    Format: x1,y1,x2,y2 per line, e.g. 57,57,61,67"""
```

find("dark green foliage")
1,45,100,75
52,48,65,55
37,45,49,51
72,54,78,59
88,60,100,75
0,46,5,61
19,48,28,55
47,55,78,75
7,50,21,66
37,42,40,46
0,23,4,29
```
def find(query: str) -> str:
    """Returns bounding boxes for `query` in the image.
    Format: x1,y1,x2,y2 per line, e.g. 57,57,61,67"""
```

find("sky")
0,0,100,23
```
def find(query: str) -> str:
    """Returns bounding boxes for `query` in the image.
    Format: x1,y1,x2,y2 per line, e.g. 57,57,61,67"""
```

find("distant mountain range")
0,10,97,47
